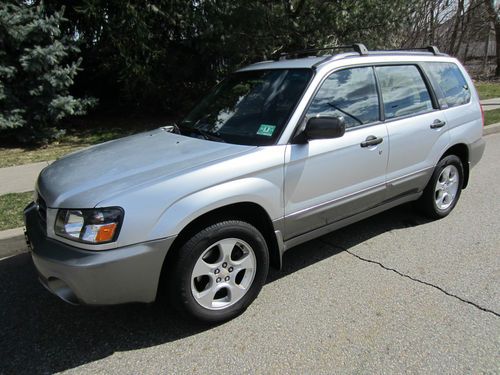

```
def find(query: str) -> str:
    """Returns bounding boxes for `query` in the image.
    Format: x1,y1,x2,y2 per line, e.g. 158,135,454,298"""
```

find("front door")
284,66,388,240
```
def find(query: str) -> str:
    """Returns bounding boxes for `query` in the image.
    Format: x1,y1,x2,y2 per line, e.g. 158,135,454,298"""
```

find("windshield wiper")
178,123,226,143
161,123,182,134
327,102,363,125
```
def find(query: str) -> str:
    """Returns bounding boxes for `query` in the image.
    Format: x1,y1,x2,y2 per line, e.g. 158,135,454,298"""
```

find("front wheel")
419,155,464,219
167,220,269,323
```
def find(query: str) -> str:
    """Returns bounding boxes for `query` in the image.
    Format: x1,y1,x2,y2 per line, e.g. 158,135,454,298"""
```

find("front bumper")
24,202,175,305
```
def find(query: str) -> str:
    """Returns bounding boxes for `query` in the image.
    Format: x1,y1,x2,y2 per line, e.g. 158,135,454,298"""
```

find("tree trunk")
485,0,500,77
429,1,436,45
460,0,475,61
483,26,491,74
495,19,500,77
450,0,465,55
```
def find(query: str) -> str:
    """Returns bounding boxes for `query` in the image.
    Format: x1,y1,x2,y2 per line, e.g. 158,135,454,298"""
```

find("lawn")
475,81,500,100
0,128,132,168
0,114,170,168
0,191,33,231
484,108,500,126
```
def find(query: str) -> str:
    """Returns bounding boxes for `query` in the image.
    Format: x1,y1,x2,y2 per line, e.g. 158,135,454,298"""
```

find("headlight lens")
55,207,124,244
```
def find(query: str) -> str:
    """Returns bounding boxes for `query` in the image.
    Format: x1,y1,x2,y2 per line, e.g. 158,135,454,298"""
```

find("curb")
0,227,28,259
484,123,500,136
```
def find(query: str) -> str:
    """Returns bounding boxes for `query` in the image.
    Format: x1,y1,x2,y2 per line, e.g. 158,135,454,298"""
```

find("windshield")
180,69,313,146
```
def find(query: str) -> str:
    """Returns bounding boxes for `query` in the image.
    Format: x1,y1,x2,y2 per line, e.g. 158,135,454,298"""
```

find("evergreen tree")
0,3,95,144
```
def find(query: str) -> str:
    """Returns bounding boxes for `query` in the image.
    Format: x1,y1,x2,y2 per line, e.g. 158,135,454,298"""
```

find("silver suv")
24,44,485,322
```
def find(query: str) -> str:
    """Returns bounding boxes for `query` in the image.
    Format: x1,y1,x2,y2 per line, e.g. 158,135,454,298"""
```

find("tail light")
480,104,485,127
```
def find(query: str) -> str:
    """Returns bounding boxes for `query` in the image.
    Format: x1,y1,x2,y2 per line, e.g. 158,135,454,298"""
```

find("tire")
419,155,464,219
167,220,269,323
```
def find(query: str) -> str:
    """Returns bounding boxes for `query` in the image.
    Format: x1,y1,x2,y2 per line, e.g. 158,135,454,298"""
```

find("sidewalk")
0,160,51,195
481,97,500,111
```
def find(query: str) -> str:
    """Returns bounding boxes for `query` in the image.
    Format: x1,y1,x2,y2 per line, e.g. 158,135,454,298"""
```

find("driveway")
1,134,499,374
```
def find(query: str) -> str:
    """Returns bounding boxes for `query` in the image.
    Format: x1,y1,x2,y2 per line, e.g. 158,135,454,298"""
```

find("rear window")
375,65,433,120
424,62,471,108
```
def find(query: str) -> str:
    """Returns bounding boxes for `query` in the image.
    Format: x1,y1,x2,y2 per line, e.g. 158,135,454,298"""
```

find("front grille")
37,195,47,226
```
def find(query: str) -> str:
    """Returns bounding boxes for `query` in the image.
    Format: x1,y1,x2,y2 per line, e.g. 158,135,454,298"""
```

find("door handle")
430,119,446,129
360,135,383,148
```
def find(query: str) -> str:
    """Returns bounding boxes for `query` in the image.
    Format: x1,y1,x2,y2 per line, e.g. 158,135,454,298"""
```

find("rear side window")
306,67,379,129
375,65,433,120
424,62,471,108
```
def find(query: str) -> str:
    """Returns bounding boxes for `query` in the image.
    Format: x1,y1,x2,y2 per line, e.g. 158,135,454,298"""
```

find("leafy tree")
0,3,95,144
41,0,415,114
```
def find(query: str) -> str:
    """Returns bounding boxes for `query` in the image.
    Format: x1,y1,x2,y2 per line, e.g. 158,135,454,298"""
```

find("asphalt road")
1,134,499,374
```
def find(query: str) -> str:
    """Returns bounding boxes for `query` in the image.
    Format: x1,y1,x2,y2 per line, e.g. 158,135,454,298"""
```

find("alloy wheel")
190,238,257,310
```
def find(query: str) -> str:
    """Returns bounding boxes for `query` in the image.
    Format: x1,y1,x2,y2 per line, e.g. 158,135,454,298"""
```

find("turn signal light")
95,223,118,243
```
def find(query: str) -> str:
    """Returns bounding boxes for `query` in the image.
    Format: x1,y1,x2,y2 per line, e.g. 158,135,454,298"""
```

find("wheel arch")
441,143,469,188
156,202,282,301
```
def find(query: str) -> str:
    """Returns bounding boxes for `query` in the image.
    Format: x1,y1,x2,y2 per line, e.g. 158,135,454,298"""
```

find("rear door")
423,61,477,138
284,66,388,240
375,64,450,200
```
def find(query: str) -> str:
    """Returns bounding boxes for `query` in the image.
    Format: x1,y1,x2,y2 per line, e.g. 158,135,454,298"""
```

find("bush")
0,3,95,144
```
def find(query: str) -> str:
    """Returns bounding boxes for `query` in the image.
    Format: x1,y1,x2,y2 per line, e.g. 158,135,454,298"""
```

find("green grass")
0,128,134,168
0,192,33,231
484,107,500,126
0,114,171,168
475,82,500,100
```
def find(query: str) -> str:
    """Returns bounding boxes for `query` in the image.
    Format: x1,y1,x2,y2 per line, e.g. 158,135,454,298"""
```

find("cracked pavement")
1,134,499,374
325,242,499,318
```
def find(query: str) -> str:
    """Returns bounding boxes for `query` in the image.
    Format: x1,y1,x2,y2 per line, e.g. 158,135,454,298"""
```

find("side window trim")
427,75,448,109
372,65,385,122
415,63,440,110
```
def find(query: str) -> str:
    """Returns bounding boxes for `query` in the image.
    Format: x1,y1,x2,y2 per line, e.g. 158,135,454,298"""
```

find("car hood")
37,128,255,208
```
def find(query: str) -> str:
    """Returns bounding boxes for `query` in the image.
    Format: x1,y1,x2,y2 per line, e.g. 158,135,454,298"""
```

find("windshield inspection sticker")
257,124,276,137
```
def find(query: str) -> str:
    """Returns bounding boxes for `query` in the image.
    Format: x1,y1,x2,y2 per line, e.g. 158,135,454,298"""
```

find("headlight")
55,207,124,244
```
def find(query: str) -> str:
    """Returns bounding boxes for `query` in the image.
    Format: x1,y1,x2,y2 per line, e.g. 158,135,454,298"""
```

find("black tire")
167,220,269,323
419,155,464,219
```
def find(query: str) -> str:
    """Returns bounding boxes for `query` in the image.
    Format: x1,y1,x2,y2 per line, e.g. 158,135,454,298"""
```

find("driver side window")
306,67,380,129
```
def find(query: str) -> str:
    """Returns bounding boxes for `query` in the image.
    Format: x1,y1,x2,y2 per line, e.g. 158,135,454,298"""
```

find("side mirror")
304,116,346,140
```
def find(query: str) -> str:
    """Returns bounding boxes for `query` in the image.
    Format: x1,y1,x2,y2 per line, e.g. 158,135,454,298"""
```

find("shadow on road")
0,203,429,374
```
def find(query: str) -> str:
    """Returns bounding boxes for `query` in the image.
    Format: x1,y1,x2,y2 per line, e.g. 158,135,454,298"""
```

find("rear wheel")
419,155,464,219
167,220,269,323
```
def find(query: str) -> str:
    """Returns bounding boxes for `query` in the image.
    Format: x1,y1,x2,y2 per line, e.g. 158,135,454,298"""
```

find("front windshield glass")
180,68,313,146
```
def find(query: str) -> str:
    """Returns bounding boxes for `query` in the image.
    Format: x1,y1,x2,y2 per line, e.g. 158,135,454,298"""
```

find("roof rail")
375,46,443,55
275,43,368,61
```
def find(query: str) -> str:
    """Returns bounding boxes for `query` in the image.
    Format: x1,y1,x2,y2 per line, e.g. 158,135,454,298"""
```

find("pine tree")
0,3,95,144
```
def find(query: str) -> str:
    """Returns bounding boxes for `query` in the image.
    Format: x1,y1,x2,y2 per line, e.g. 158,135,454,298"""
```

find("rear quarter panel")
443,62,483,149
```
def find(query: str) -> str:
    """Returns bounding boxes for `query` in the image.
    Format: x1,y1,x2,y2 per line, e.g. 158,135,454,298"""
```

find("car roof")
238,56,329,71
237,47,453,72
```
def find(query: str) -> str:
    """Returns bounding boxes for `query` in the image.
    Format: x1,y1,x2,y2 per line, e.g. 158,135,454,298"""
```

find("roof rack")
267,44,445,66
378,46,442,55
275,43,368,60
